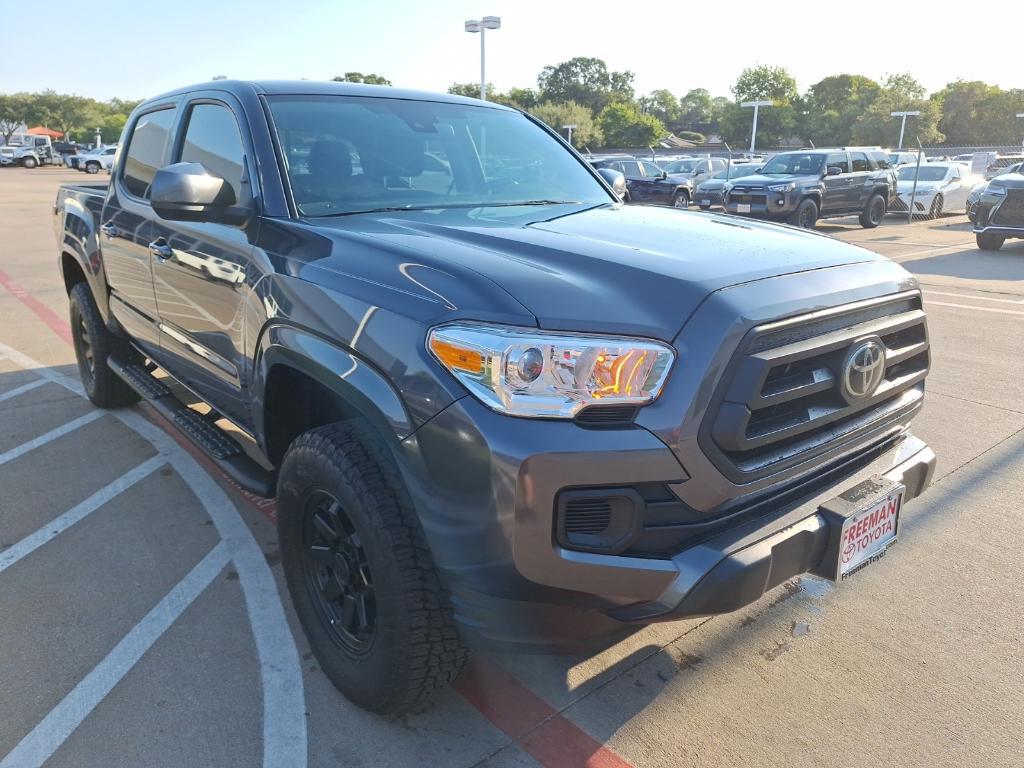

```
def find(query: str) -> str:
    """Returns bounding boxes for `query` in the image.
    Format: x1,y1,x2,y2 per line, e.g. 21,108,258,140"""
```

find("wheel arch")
254,325,415,467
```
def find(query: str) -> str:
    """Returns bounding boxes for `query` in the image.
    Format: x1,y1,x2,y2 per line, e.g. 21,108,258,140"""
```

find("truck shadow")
901,243,1024,281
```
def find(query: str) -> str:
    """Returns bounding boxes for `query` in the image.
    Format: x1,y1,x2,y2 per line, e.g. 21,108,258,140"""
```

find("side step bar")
108,357,276,498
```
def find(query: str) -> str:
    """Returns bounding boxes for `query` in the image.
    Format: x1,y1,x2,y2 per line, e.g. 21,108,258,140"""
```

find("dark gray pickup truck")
54,80,935,715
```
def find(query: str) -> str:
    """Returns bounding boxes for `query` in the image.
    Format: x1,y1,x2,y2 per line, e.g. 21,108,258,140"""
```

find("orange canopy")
26,126,64,139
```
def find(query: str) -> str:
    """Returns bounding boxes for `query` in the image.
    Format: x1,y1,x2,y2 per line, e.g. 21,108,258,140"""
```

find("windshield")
715,165,759,180
897,166,947,182
758,153,825,176
661,159,697,173
267,95,610,216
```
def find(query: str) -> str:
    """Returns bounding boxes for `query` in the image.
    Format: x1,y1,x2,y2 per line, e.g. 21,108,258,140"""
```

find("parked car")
971,170,1024,250
724,148,896,228
887,150,922,169
589,155,694,206
75,145,118,174
55,79,935,715
985,155,1024,180
660,156,727,185
0,147,14,166
694,163,763,210
890,162,986,218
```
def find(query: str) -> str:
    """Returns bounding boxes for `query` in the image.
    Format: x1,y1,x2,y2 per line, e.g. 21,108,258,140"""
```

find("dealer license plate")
838,491,902,579
736,203,751,213
701,198,711,207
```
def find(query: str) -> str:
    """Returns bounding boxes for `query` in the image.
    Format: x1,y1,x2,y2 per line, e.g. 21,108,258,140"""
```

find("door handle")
100,222,119,239
148,240,174,260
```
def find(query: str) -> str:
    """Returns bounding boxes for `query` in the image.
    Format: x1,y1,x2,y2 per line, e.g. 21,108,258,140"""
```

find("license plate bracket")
737,203,751,213
812,476,905,582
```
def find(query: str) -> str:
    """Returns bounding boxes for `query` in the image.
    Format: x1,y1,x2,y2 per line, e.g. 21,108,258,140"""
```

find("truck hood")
729,173,819,187
310,203,885,341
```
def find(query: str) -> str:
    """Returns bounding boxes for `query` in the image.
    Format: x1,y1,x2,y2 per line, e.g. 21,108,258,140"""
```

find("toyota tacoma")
54,81,935,715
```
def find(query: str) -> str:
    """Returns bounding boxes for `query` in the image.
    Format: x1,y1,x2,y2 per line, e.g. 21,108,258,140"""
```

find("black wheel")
928,193,943,220
85,161,100,174
672,189,690,209
22,156,37,169
788,198,818,229
976,232,1005,251
859,193,886,228
68,283,140,408
277,420,469,715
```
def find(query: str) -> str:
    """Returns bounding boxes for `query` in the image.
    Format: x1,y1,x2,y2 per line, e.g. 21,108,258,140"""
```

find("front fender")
252,323,414,445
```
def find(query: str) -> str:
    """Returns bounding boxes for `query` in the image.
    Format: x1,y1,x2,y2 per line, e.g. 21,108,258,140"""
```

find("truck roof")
142,79,515,111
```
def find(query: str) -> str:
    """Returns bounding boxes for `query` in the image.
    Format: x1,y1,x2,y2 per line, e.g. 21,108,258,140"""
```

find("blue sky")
2,0,1020,101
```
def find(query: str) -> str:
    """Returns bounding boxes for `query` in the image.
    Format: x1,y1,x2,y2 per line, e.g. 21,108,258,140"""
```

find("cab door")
101,104,179,352
847,152,873,210
619,160,647,202
821,152,852,214
150,96,257,426
639,160,673,204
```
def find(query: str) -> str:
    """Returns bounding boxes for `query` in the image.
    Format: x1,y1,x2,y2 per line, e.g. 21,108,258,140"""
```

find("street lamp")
562,124,577,145
741,101,772,153
890,111,920,149
464,16,501,101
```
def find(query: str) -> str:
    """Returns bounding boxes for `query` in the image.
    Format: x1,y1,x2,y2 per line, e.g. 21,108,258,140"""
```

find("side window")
620,161,642,178
640,161,662,178
850,153,869,173
103,148,116,156
949,166,961,180
825,153,850,174
871,151,891,169
122,108,177,198
178,103,245,201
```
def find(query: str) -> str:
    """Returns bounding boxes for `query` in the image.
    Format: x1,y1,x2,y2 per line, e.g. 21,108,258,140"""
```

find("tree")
678,88,716,134
332,72,391,85
801,74,881,146
718,65,800,148
0,93,29,145
597,102,665,148
676,130,705,145
934,80,1003,145
529,101,602,148
22,90,93,139
537,57,634,115
848,74,942,147
638,89,682,133
970,88,1024,145
448,82,493,100
504,87,538,110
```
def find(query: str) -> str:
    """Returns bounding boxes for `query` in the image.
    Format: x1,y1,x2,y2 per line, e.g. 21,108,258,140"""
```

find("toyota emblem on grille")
841,338,886,401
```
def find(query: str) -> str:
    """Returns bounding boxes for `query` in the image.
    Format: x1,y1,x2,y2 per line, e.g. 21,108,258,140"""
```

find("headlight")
767,183,795,193
428,324,675,418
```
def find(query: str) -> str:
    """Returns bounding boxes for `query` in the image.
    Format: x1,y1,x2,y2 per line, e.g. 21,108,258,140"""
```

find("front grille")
701,293,929,481
730,194,767,205
993,189,1024,226
575,404,638,426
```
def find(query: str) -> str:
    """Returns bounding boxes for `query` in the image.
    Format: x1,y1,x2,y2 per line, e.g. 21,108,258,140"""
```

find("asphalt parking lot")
1,166,1022,768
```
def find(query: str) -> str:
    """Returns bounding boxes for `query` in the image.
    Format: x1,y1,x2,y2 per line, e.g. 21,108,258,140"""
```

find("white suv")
78,146,118,174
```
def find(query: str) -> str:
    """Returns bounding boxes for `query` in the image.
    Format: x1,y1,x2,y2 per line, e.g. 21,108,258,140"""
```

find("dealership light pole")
741,101,773,154
890,111,920,149
464,16,501,101
562,124,577,145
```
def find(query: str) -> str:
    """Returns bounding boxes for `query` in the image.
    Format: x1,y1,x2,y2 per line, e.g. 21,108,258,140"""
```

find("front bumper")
724,189,798,218
696,190,725,208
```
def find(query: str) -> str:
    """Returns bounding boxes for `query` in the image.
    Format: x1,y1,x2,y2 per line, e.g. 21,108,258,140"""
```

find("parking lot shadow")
903,243,1024,282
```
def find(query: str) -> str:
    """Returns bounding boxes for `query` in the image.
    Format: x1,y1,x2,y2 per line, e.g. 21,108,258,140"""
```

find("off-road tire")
277,420,469,715
859,193,886,228
788,198,819,229
68,283,141,409
976,232,1005,251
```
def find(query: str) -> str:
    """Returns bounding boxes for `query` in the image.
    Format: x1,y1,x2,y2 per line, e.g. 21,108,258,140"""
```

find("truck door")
848,152,873,210
150,97,255,426
821,152,851,214
101,104,179,352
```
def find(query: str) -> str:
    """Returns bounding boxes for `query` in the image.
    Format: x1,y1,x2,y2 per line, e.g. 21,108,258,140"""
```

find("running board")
107,357,276,498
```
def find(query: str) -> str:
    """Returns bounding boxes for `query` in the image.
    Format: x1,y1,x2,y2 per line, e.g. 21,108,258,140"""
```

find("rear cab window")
850,153,869,173
826,153,850,174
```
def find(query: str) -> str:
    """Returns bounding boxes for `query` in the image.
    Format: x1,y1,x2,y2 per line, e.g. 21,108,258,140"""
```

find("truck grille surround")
700,292,929,483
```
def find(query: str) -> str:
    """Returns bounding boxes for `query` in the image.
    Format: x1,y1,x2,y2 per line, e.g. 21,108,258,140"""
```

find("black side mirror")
826,166,843,177
596,167,628,199
150,162,248,226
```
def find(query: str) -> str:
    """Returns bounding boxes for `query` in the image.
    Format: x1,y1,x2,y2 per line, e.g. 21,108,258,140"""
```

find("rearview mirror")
596,167,628,199
150,162,248,226
826,166,843,177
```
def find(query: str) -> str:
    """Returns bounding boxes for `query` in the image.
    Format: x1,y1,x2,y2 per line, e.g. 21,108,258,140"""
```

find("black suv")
725,148,895,229
589,156,694,207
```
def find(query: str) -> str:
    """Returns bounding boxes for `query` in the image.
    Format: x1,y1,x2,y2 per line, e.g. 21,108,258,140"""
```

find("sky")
2,0,1022,102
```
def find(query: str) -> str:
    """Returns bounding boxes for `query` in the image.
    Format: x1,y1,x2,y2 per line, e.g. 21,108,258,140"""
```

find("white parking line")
0,379,47,404
0,456,165,575
0,543,231,768
926,301,1024,316
0,410,103,466
0,340,307,768
925,289,1024,305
